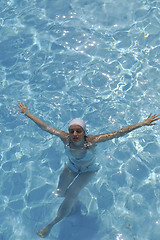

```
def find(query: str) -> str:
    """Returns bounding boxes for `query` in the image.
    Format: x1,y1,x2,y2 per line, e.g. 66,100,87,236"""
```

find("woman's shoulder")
85,135,97,146
86,135,96,142
61,133,70,145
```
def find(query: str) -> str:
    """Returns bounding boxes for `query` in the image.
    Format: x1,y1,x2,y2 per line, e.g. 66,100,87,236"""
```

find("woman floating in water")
17,101,159,238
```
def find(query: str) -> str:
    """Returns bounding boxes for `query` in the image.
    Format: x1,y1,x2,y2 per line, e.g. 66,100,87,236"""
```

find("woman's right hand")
17,102,29,114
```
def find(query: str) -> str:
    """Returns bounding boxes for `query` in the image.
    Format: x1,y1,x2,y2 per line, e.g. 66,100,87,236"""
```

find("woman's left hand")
143,114,160,126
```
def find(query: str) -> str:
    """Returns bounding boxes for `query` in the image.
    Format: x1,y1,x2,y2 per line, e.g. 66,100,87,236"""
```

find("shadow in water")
57,202,100,240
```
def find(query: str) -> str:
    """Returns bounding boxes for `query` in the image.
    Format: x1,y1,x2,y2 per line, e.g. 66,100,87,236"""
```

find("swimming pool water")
0,0,160,239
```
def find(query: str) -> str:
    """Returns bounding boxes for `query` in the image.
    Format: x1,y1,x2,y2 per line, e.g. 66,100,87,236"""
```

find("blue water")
0,0,160,239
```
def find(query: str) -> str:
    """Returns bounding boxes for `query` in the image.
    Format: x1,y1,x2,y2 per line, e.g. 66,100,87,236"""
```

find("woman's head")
68,119,86,144
68,118,86,132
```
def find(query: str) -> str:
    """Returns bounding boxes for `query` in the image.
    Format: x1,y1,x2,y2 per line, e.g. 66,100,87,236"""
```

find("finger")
148,113,152,118
18,102,23,107
152,115,159,119
153,117,160,121
17,103,21,108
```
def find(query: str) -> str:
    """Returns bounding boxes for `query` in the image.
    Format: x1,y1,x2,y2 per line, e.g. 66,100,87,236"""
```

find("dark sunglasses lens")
69,129,82,134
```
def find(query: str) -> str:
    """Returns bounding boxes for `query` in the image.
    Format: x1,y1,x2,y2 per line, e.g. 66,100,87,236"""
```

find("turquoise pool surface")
0,0,160,239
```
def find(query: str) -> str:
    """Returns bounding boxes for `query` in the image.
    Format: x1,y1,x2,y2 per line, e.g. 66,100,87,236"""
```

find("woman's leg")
37,171,95,238
55,164,77,197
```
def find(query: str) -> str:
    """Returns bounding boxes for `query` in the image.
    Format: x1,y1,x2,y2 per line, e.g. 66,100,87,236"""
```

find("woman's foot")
37,225,52,238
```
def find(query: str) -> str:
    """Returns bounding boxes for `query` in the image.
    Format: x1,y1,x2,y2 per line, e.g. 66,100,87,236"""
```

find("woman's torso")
65,139,99,173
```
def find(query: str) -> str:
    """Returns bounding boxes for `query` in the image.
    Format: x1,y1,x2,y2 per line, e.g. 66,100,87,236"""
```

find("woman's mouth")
73,137,79,142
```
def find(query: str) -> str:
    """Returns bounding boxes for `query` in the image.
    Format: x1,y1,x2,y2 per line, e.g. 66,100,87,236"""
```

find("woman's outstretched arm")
17,102,69,142
88,114,159,143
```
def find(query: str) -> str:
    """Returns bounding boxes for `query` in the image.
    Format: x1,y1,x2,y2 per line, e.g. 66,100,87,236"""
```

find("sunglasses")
69,128,83,134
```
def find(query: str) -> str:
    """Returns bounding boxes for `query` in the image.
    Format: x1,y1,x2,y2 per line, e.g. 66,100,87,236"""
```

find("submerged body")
37,133,98,238
65,141,99,173
17,102,159,238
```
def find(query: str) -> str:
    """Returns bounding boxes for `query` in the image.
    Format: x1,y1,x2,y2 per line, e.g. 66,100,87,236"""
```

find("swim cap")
68,118,86,132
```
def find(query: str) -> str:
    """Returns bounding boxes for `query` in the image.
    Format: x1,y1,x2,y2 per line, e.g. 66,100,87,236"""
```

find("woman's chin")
72,140,83,146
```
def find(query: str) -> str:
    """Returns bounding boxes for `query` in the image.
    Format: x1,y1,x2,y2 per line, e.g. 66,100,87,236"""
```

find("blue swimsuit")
65,143,100,173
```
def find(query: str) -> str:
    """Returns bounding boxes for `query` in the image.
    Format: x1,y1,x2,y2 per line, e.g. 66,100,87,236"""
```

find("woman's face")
69,125,85,144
